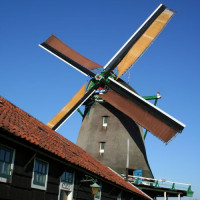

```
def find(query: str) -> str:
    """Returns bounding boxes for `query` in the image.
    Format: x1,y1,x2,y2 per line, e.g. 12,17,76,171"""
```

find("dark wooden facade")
0,130,146,200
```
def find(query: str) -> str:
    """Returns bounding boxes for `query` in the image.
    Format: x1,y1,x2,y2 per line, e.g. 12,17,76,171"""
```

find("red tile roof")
0,96,151,199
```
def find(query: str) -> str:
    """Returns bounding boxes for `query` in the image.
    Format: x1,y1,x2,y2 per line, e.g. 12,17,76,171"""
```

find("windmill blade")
100,78,185,143
40,35,103,77
103,4,174,79
47,83,96,131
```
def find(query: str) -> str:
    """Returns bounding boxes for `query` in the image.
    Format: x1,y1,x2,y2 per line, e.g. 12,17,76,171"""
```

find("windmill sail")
100,78,185,143
103,4,174,79
41,5,185,144
40,35,102,77
47,83,95,130
116,8,174,78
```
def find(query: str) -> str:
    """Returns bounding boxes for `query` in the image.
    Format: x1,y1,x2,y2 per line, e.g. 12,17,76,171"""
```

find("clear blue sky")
1,0,200,198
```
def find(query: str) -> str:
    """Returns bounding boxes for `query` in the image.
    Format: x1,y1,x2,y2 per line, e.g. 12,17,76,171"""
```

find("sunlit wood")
47,83,87,129
117,9,174,78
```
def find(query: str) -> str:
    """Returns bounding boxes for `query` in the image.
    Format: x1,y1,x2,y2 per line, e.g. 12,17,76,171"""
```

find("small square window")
102,116,108,129
0,144,15,182
61,171,73,185
31,158,49,190
99,142,105,155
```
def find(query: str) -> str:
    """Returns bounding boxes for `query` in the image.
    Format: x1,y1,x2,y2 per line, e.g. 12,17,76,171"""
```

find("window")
117,192,122,200
0,144,15,182
102,116,108,129
61,171,73,185
99,142,105,155
59,171,75,200
31,158,49,190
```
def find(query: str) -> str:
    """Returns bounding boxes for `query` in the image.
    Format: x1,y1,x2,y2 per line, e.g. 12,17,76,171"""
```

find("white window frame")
99,142,105,155
58,171,75,200
31,158,49,190
0,144,15,183
102,116,108,129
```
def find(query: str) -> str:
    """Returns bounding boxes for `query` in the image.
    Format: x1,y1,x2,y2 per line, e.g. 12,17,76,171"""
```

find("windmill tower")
40,4,185,178
76,79,153,178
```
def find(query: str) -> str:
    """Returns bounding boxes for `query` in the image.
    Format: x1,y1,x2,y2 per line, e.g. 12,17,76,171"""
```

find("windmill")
40,4,185,178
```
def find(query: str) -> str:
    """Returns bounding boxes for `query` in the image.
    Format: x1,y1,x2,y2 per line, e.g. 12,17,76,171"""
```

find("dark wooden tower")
77,79,153,177
77,100,153,177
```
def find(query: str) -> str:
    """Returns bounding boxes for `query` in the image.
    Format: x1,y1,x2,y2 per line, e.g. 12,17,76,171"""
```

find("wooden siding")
0,132,146,200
